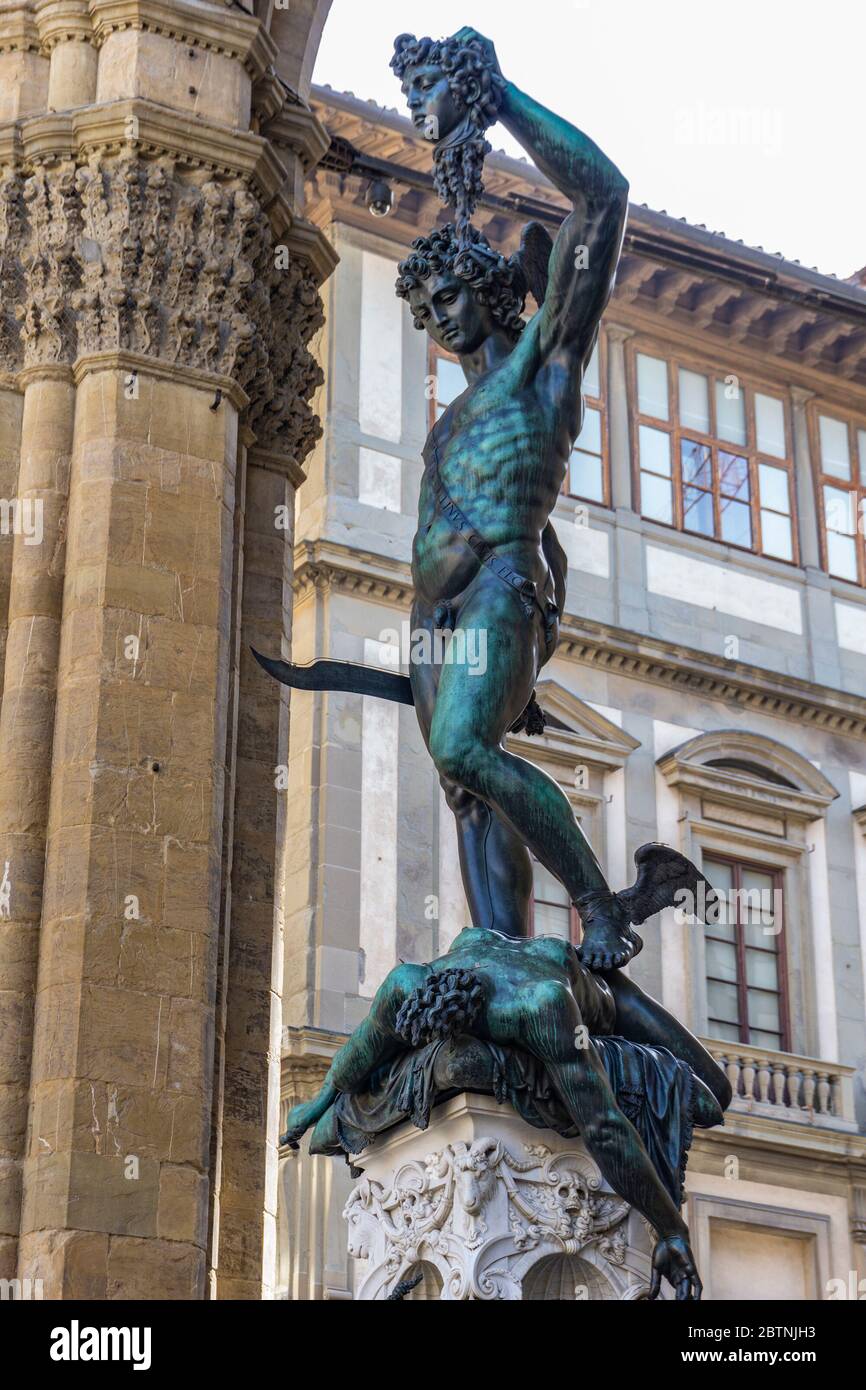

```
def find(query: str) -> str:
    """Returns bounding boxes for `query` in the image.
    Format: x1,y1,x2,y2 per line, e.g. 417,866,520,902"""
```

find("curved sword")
251,649,415,705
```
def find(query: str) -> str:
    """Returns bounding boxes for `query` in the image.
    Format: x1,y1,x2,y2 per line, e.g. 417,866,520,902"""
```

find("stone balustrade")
702,1038,857,1130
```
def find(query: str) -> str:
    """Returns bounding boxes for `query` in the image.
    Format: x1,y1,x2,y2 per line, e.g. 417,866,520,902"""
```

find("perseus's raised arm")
498,81,629,367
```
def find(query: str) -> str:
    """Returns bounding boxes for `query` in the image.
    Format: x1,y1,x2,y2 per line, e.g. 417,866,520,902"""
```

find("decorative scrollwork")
344,1133,639,1300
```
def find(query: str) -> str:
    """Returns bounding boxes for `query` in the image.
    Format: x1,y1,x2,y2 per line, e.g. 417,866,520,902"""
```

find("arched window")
657,729,838,1062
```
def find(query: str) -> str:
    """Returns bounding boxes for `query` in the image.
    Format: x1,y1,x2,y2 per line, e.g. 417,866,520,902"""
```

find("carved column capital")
790,385,816,409
605,322,635,345
0,152,331,472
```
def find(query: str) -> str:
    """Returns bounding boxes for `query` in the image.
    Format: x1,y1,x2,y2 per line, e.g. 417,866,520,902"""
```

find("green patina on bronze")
271,26,735,1300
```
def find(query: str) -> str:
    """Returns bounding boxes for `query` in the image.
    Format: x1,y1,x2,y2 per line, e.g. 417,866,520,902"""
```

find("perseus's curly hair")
395,221,553,340
390,32,504,133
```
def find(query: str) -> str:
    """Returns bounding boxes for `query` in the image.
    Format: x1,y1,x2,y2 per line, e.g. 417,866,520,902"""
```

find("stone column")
790,386,841,686
0,385,24,683
34,0,98,110
210,234,331,1300
0,1,336,1297
0,366,73,1280
606,324,647,634
790,386,820,570
276,1030,353,1301
606,324,635,511
0,5,48,121
19,359,244,1298
210,452,300,1301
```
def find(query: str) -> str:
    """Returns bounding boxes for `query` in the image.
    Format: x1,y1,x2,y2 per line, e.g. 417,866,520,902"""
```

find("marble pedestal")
343,1093,658,1300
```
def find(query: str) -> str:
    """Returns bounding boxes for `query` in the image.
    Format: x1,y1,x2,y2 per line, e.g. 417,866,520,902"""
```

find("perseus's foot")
575,889,643,972
281,1095,333,1150
577,921,642,972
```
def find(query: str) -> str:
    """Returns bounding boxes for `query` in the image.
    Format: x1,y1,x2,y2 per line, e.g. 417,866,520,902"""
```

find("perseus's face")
407,270,495,356
401,62,465,142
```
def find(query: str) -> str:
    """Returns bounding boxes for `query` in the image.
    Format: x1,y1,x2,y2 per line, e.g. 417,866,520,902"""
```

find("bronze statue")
258,25,732,1300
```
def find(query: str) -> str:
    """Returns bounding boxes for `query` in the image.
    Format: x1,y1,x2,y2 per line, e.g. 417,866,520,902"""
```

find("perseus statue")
257,25,731,1300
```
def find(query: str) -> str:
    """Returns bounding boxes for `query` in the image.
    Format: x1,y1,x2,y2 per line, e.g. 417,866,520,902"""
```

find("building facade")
278,86,866,1300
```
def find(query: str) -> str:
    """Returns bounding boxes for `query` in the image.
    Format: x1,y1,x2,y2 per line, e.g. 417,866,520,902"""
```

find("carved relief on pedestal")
345,1131,651,1301
0,154,326,469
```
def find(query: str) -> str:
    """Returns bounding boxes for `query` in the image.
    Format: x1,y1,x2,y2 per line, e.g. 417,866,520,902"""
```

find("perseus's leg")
282,963,429,1145
425,573,609,908
440,777,532,937
410,599,533,938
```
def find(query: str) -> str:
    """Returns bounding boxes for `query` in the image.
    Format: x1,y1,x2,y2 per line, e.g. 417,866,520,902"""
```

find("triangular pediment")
510,680,640,771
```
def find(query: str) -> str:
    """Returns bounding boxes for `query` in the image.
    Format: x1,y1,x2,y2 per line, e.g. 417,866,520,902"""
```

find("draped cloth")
309,1033,697,1210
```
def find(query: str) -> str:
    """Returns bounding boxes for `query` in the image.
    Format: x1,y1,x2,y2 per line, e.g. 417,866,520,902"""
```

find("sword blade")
251,649,415,706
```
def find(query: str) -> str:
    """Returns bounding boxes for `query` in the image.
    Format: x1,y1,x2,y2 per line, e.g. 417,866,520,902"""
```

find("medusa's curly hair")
395,221,553,340
390,32,504,133
391,32,506,240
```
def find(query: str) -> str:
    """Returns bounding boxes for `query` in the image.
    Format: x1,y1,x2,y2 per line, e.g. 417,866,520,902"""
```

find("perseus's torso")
412,348,578,604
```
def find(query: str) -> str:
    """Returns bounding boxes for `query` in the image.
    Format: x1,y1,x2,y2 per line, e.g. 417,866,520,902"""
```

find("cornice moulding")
657,757,835,823
87,0,278,79
72,100,285,200
33,0,93,49
278,213,339,285
264,101,330,173
282,1025,345,1062
309,91,866,386
0,7,40,53
505,728,628,780
1,100,290,205
72,349,250,410
694,1118,866,1168
686,816,805,860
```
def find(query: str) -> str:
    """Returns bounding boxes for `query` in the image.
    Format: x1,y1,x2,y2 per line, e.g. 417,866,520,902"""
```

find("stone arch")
268,0,334,99
660,729,839,803
402,1262,445,1300
521,1252,617,1301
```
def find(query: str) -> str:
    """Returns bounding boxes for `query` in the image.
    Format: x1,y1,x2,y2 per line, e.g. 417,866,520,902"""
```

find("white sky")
314,0,865,281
